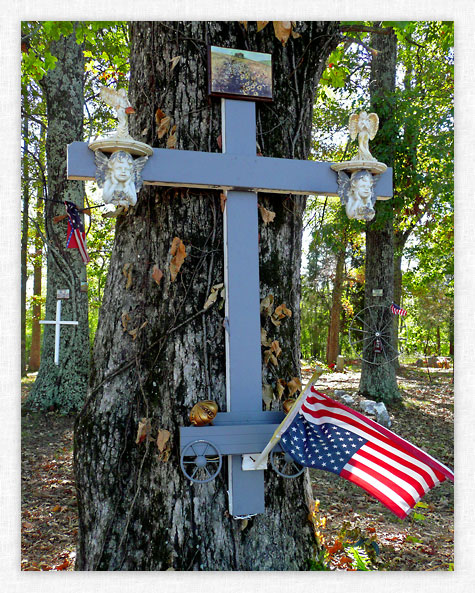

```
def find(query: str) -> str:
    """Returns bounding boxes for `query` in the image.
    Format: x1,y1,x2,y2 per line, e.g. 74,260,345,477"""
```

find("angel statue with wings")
94,150,148,208
99,86,135,139
336,169,380,221
348,111,379,161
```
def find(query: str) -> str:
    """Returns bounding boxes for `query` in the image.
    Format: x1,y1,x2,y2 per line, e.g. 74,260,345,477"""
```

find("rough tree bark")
359,26,401,403
74,21,340,571
26,28,89,413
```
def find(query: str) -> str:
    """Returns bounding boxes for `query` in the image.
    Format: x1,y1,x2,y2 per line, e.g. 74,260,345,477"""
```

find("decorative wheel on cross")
180,439,223,484
270,448,305,478
348,304,407,365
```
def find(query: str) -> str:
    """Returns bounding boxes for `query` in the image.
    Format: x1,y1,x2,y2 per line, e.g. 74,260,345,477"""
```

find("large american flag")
64,201,90,264
280,387,453,519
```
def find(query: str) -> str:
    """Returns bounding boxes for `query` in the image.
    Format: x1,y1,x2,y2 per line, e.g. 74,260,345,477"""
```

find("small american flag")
64,201,90,264
390,302,407,317
280,387,453,519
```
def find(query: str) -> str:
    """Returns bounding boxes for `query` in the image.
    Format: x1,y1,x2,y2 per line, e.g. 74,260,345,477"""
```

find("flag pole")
251,366,324,469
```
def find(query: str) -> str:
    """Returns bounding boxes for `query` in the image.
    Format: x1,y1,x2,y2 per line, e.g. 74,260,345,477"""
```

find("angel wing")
336,170,351,205
94,150,109,188
370,173,381,206
348,113,360,140
99,86,128,111
367,113,379,140
133,156,149,192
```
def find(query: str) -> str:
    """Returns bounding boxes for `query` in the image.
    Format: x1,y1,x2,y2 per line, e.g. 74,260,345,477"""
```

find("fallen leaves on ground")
21,383,77,571
21,364,453,571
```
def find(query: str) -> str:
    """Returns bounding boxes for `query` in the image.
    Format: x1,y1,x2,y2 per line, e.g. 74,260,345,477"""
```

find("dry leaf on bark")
262,383,274,409
273,21,292,45
151,265,163,285
128,321,148,341
276,379,286,399
261,328,271,347
167,132,177,149
135,418,151,444
260,294,274,316
155,108,166,124
239,21,248,30
170,237,187,281
158,116,171,139
270,340,282,358
259,205,276,225
204,282,224,310
170,56,181,70
287,377,302,397
274,303,292,319
121,311,130,331
257,21,269,32
123,263,133,289
264,349,279,367
156,429,171,452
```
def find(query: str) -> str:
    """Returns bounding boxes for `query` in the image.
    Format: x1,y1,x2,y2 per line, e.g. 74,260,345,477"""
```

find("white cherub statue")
336,169,380,221
99,86,135,139
348,111,379,161
94,150,148,207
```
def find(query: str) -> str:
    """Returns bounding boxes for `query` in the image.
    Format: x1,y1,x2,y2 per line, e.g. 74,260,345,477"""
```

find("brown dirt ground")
21,363,454,571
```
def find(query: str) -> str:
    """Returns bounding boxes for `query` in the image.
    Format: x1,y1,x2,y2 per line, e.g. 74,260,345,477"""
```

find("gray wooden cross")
39,297,79,365
68,99,392,517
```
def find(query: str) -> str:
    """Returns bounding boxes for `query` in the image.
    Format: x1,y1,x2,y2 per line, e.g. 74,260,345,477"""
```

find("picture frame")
208,45,273,102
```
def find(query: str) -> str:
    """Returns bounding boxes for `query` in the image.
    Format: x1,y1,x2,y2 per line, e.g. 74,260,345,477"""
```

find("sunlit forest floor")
21,363,454,571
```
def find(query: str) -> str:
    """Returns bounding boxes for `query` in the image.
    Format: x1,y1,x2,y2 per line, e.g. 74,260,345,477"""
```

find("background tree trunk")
28,230,43,372
26,28,89,413
326,248,345,365
74,20,340,571
21,115,30,377
359,26,400,403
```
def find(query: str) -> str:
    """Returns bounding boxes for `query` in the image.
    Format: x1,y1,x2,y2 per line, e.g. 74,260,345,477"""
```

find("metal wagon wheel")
348,304,407,365
270,448,305,478
180,440,222,484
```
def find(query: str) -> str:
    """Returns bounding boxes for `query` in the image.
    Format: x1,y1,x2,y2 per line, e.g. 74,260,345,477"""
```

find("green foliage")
21,22,130,360
301,21,454,360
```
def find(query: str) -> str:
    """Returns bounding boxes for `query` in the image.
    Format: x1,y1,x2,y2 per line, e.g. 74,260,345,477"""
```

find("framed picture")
208,45,273,102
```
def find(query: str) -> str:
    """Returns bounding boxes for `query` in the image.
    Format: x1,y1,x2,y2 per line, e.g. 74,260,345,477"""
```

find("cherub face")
109,156,133,183
352,176,372,201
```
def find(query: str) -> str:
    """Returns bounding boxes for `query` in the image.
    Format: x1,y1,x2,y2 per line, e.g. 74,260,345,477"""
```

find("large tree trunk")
326,248,345,365
359,26,400,403
74,20,340,571
26,28,89,413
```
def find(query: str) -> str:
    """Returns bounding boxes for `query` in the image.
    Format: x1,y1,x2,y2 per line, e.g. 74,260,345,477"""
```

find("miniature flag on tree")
64,201,90,264
390,302,407,317
280,387,453,519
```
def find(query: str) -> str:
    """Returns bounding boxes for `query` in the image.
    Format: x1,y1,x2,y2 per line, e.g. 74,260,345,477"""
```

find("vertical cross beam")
222,99,264,516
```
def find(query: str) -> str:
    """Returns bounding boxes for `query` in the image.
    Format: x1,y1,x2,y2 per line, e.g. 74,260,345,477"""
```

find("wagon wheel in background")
180,440,222,483
348,304,407,365
270,448,305,478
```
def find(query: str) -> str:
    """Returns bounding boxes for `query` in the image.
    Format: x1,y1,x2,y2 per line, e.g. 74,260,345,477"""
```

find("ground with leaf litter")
21,364,453,571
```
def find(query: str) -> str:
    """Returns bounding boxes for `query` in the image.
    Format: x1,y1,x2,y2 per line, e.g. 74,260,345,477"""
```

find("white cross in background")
39,299,78,365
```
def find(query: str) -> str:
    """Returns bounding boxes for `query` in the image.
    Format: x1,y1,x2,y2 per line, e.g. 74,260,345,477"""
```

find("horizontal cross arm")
67,142,393,198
